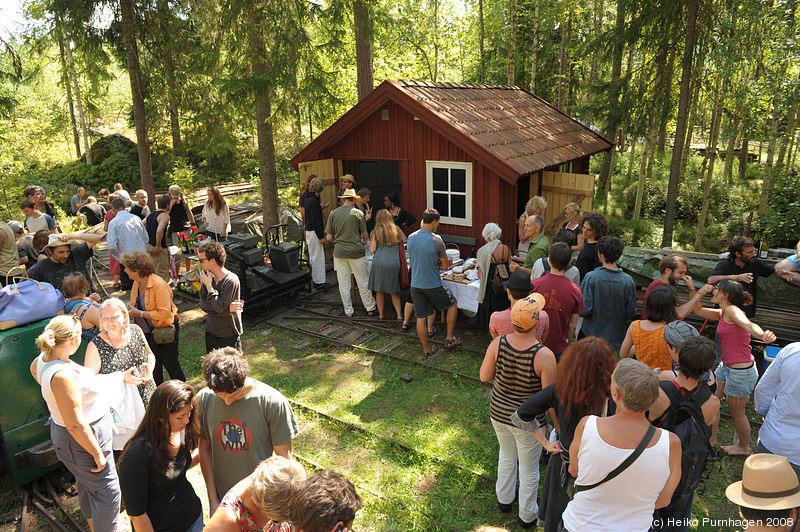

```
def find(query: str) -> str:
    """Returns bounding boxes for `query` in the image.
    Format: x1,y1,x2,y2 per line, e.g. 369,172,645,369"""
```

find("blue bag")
0,276,65,330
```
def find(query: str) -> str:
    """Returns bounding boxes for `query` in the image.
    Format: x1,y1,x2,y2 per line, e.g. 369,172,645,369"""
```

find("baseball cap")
511,294,545,330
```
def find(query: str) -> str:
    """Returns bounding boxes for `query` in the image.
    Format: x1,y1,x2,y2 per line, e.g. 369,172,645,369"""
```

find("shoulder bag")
566,423,656,499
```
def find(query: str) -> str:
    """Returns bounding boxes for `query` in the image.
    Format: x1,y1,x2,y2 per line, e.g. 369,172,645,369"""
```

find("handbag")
399,243,410,290
491,245,510,295
152,325,175,344
0,275,65,330
567,423,656,500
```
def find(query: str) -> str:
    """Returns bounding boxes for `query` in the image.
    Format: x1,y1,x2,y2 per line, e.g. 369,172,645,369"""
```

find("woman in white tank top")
561,359,682,532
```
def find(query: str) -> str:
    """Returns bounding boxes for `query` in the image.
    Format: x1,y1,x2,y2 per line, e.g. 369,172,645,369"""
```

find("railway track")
2,475,89,531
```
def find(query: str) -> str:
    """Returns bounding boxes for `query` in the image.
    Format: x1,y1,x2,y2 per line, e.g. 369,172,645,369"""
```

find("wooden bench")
440,234,478,257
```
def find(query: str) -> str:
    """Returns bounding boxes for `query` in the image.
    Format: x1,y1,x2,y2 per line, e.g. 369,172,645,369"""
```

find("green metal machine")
0,318,86,486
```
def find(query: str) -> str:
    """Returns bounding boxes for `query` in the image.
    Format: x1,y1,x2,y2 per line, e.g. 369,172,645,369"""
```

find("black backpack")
654,381,713,497
539,257,575,275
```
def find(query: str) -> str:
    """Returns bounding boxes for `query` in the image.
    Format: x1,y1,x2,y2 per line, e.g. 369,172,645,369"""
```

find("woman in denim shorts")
695,280,776,456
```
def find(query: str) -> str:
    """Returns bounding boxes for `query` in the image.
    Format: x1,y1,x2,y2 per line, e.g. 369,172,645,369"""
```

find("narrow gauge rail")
3,476,89,532
244,309,484,384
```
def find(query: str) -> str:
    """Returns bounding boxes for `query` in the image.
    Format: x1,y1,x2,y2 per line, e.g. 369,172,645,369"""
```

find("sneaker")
314,282,329,290
518,517,536,529
498,502,512,514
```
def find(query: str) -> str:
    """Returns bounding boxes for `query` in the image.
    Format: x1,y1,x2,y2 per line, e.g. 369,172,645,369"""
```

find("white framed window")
425,160,473,227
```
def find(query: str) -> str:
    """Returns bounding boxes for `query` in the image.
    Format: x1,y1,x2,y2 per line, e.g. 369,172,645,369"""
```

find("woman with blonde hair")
119,380,204,531
518,196,547,255
562,202,584,250
204,456,307,532
84,298,156,409
368,209,405,319
476,222,511,329
203,185,231,242
30,315,140,532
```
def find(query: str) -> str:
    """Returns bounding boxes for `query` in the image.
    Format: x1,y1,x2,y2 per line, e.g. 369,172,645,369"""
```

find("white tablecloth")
363,254,481,314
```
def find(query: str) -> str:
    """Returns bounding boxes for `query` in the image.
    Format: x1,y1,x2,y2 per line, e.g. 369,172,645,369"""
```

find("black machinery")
223,224,311,311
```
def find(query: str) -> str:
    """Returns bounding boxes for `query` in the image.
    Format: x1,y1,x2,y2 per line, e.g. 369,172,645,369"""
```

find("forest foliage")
1,0,799,251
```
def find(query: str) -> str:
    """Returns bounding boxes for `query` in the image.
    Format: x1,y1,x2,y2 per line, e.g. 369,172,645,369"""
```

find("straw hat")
338,188,361,200
340,174,356,186
726,454,800,511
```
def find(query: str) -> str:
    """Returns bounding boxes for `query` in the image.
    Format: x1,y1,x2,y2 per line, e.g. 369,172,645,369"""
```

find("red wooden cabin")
290,80,612,253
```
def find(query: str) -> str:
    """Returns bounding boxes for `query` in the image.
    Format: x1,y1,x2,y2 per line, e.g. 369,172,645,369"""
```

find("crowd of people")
6,176,800,531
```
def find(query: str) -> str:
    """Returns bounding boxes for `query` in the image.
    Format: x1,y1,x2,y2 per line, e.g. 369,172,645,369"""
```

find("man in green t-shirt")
197,348,299,513
511,215,550,276
325,188,377,317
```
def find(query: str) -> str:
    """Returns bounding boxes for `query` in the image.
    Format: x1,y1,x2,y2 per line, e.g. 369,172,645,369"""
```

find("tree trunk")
529,0,539,91
598,0,626,194
695,94,722,250
56,26,80,159
776,102,798,171
165,62,183,158
61,25,91,165
589,0,604,89
759,103,780,217
508,0,517,84
626,137,637,181
634,138,650,220
557,9,571,110
479,0,486,83
657,45,676,153
354,0,373,101
739,137,749,180
787,132,797,177
722,120,739,187
291,72,302,157
250,25,280,234
120,0,154,206
662,0,699,248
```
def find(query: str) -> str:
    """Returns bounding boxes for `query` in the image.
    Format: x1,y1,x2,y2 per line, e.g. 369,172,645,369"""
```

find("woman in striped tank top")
481,295,557,528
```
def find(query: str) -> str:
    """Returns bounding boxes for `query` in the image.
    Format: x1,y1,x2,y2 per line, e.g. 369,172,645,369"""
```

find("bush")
764,174,800,248
609,218,662,249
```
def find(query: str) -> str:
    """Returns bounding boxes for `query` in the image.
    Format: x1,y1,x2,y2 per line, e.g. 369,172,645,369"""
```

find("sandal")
427,326,438,338
401,323,410,332
112,282,120,289
366,310,376,317
445,337,463,349
423,345,437,358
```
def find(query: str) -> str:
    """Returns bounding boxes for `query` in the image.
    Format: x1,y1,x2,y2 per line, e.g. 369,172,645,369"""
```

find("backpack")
654,381,713,497
490,245,510,295
539,257,575,275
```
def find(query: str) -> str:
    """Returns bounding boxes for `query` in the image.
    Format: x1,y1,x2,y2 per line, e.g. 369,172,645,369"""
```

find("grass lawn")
173,304,750,532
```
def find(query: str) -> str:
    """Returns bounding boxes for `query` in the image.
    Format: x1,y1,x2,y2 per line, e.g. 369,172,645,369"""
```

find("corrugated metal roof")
396,80,612,175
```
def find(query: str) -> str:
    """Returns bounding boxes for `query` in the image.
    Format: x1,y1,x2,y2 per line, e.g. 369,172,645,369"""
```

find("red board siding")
317,101,520,253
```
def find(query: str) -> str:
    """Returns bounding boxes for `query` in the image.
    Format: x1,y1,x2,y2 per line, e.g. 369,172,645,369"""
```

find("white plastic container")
446,249,460,267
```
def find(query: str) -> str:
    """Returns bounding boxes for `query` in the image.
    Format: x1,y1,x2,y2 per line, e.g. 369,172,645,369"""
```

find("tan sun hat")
44,234,79,249
337,188,361,200
340,173,356,186
726,454,800,511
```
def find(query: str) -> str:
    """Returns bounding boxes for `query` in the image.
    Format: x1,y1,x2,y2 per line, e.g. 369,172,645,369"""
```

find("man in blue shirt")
107,198,148,290
579,235,636,349
755,342,800,481
406,209,461,357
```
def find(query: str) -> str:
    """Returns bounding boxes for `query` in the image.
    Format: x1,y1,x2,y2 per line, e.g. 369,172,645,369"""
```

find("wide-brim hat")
511,293,546,330
504,270,535,291
340,173,356,185
338,188,361,200
44,234,79,249
726,454,800,511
